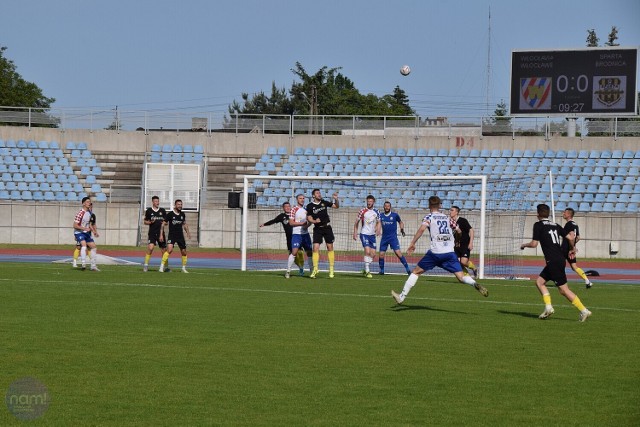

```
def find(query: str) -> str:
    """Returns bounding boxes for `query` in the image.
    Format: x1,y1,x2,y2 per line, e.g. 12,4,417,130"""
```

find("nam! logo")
520,77,552,110
5,377,50,421
593,76,625,108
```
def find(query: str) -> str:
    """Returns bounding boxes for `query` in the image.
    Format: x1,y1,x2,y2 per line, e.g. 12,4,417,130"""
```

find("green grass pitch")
1,263,639,426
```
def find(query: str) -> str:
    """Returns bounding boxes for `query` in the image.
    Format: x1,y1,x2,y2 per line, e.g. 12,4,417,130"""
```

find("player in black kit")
521,204,591,322
306,188,339,279
260,201,304,272
562,208,592,288
160,199,191,273
143,196,167,272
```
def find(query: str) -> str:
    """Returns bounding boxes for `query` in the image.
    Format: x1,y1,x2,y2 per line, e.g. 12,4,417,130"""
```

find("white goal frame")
241,175,488,277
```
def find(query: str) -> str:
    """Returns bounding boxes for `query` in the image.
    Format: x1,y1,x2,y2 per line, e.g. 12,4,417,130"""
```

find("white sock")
90,248,97,266
460,275,476,287
400,273,420,299
80,246,87,264
364,255,372,273
287,254,295,272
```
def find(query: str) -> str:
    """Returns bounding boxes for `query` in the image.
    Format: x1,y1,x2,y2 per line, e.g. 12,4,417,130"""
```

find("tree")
605,26,619,46
586,26,619,47
482,99,513,135
0,46,55,108
586,29,599,47
0,45,57,127
227,62,415,120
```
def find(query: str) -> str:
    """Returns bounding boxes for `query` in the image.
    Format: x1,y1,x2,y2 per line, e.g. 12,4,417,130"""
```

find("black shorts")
167,238,187,250
148,232,167,249
313,225,335,245
455,246,471,259
540,259,568,286
564,251,579,264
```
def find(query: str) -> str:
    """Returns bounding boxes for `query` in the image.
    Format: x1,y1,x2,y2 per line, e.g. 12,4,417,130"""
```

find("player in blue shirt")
378,201,411,275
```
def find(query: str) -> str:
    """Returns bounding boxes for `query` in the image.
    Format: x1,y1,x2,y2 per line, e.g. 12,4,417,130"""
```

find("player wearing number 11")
520,204,591,322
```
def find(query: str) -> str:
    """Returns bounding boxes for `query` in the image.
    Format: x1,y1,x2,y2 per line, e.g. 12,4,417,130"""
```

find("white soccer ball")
400,65,411,76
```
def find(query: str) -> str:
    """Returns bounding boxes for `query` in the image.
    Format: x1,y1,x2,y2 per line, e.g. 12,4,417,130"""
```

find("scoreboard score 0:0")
510,47,637,116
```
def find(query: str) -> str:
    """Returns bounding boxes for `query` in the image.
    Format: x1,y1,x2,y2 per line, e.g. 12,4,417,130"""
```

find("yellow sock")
73,248,80,261
572,296,586,312
462,266,469,275
468,260,476,270
162,252,169,265
144,254,151,265
328,251,335,272
574,267,588,281
295,251,304,268
542,293,552,305
312,252,319,270
182,256,187,267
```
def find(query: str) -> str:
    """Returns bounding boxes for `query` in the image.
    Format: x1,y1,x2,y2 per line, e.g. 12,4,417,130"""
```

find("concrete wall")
2,201,637,259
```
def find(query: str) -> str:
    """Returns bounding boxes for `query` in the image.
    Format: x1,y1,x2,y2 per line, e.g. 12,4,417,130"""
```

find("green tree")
228,62,415,119
605,26,619,46
482,100,513,135
586,29,599,47
0,46,55,108
0,45,57,127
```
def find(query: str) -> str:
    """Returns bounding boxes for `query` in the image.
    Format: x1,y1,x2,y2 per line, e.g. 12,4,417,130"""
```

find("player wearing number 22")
520,204,591,322
391,196,488,304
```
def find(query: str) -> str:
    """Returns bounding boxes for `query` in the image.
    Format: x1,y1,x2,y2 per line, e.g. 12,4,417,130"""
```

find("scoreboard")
510,47,638,116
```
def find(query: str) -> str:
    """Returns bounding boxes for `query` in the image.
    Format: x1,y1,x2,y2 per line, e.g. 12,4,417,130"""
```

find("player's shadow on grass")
497,309,541,319
389,304,468,315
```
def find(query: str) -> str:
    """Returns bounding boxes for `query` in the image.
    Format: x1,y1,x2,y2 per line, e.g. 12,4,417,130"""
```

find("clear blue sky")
3,0,639,117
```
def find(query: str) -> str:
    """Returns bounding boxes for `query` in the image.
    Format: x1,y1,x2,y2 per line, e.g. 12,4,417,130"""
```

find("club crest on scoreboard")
592,76,626,109
519,77,552,110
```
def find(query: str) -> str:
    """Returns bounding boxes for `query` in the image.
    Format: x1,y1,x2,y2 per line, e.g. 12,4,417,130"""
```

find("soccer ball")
400,65,411,76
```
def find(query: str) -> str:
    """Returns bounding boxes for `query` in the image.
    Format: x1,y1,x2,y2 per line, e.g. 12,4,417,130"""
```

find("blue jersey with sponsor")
380,211,402,238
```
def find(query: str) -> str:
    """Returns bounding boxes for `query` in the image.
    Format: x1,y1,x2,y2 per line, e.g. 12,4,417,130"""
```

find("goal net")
241,175,534,279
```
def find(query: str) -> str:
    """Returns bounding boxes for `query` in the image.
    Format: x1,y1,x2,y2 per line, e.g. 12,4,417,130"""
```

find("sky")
2,0,639,119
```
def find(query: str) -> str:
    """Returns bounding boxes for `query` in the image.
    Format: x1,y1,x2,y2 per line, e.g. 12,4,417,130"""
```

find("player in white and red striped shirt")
73,196,99,271
353,195,381,278
285,194,313,278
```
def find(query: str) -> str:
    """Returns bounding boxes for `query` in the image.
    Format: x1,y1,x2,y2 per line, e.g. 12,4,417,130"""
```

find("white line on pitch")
1,277,639,313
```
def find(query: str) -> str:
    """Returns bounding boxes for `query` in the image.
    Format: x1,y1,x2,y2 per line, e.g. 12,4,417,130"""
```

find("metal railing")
1,106,638,140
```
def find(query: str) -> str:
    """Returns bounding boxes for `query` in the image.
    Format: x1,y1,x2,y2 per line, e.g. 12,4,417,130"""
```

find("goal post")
241,174,532,279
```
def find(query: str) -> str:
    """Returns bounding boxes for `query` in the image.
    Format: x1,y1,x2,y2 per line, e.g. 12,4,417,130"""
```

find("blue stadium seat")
95,193,107,202
162,144,172,152
151,144,161,152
